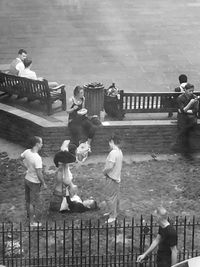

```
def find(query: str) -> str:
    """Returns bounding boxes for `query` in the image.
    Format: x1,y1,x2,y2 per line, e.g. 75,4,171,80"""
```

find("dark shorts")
24,179,41,206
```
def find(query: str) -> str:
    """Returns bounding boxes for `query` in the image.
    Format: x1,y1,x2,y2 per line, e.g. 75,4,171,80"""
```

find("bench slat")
0,72,66,115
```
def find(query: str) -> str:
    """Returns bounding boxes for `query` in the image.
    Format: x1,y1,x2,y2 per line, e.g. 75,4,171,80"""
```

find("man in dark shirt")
137,207,178,267
176,83,199,156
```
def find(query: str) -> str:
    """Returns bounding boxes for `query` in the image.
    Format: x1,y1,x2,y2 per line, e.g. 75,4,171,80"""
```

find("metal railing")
119,91,200,113
0,216,200,266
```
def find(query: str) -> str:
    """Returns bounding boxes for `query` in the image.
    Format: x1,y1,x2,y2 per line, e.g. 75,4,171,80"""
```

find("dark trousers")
177,113,197,154
68,117,96,147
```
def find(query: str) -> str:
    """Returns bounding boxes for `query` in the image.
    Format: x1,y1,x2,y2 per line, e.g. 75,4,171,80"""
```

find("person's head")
153,206,168,224
23,57,32,69
29,136,43,151
179,74,187,84
18,49,27,61
73,86,84,98
83,199,98,210
108,132,121,149
53,146,77,168
185,83,194,96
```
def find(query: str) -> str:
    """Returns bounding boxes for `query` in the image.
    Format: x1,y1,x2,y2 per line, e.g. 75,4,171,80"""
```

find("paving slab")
0,0,200,99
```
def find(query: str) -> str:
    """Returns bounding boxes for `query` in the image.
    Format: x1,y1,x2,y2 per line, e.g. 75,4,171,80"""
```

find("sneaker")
30,222,42,227
107,217,116,224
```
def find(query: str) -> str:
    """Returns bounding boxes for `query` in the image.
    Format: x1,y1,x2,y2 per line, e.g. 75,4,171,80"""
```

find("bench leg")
47,102,53,115
62,97,66,111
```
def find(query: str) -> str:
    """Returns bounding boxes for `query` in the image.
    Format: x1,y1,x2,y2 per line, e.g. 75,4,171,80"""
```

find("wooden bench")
119,90,200,116
0,72,66,115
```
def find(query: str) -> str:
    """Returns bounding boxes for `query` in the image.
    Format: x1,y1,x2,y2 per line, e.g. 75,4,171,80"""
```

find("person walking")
103,132,123,223
137,207,178,267
21,136,47,226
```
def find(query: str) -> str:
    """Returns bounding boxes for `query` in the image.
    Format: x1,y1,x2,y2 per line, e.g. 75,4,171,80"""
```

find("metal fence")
0,216,200,267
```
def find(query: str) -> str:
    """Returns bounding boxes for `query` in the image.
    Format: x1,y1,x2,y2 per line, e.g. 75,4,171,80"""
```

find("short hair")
90,200,98,210
109,132,121,145
154,207,168,219
54,150,76,168
18,49,27,55
73,86,84,97
23,57,32,68
28,136,42,148
179,74,187,84
185,83,194,90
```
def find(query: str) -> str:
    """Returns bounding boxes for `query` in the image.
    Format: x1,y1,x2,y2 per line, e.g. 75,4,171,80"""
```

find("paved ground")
1,0,200,99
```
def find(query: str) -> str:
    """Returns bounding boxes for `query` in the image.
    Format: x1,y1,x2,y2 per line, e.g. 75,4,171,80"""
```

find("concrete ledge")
1,103,200,155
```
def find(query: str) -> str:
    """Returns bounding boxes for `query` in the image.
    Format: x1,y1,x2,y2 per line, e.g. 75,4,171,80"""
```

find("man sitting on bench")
8,48,27,76
19,57,60,89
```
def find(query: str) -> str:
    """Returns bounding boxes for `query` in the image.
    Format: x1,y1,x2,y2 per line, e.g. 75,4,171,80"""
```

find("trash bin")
84,82,104,117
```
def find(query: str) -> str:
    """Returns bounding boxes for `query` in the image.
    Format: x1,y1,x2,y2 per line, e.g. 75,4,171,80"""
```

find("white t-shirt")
105,148,123,183
21,149,42,183
19,68,37,80
16,58,25,73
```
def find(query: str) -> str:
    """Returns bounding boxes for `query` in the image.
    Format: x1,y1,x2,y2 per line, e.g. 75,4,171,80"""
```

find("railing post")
2,222,5,265
63,220,65,267
46,221,49,267
139,215,143,254
192,216,195,258
88,220,91,267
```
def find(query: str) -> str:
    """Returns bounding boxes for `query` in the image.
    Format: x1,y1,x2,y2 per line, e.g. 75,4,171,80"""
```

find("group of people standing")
21,130,123,225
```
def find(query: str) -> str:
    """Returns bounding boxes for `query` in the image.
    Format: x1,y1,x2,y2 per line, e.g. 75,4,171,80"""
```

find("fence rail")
119,91,200,113
1,216,200,267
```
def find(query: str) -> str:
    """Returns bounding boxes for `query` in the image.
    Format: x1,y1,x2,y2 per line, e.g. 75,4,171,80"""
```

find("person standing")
21,136,47,226
103,132,123,223
176,83,199,157
137,207,178,267
8,49,27,76
174,74,188,92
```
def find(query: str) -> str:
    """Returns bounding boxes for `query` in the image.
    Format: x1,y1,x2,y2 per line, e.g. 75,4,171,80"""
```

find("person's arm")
177,96,197,113
137,234,161,263
16,62,25,73
170,245,178,266
103,161,114,176
36,168,47,189
66,98,78,114
82,96,85,108
66,189,88,212
103,150,116,176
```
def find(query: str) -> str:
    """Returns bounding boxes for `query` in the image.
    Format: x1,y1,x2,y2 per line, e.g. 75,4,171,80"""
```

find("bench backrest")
119,90,200,113
0,72,50,99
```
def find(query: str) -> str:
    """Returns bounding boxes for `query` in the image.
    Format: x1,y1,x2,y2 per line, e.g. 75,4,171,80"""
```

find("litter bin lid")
84,82,104,89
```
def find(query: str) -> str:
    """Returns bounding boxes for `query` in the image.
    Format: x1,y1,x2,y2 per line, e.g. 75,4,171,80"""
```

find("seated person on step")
19,57,61,89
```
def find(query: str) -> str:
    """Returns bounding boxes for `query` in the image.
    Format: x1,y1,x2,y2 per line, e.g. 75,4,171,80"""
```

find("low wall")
1,104,200,155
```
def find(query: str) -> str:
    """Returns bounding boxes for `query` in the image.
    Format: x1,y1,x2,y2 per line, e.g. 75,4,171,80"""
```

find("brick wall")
1,109,200,155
